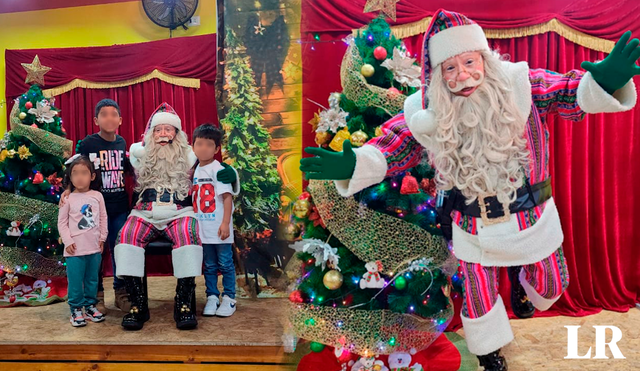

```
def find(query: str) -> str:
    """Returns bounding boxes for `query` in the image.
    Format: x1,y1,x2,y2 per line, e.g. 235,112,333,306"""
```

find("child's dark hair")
94,99,121,118
63,155,102,192
190,124,225,181
192,123,224,147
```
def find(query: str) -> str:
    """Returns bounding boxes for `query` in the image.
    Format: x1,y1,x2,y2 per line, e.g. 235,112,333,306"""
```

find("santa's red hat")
420,9,490,108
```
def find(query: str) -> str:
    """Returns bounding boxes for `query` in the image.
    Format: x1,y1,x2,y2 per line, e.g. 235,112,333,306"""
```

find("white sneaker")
215,295,237,317
203,295,219,316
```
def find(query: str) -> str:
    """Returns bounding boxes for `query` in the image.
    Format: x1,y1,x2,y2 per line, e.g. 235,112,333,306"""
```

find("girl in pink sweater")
58,155,108,327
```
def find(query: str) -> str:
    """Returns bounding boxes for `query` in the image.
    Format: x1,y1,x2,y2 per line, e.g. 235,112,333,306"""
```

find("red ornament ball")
25,101,33,109
388,87,400,94
373,46,388,60
31,124,38,128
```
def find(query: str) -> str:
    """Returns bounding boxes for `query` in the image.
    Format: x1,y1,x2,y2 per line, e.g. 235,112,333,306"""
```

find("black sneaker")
70,308,87,327
85,304,106,322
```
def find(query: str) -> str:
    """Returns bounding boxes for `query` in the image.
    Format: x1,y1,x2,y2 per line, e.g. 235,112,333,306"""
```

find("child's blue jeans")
203,243,236,299
66,252,102,312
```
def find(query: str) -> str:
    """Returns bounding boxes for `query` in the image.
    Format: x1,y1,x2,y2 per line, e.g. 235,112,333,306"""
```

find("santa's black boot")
507,266,535,319
174,277,198,330
121,276,150,331
477,349,508,371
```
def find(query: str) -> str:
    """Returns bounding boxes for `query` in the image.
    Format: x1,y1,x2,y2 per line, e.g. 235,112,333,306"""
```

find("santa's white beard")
429,57,530,204
135,131,192,201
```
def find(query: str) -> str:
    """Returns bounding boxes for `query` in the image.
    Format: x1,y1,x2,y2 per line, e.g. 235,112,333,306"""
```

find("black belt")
140,189,192,207
441,178,552,229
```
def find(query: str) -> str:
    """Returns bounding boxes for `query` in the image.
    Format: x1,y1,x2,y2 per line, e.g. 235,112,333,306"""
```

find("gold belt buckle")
478,193,511,226
155,192,174,206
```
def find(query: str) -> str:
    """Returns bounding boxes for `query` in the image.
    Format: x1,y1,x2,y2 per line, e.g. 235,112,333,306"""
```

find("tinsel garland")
9,101,72,158
0,191,59,227
0,191,65,278
286,301,452,356
340,37,406,116
307,180,449,274
0,246,66,278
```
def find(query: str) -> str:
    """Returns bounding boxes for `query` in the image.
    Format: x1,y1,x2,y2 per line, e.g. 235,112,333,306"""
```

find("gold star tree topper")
363,0,401,21
21,55,51,86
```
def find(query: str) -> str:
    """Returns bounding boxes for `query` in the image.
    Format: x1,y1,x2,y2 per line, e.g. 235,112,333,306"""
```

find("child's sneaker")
70,308,87,327
215,295,236,317
84,305,106,322
203,295,219,316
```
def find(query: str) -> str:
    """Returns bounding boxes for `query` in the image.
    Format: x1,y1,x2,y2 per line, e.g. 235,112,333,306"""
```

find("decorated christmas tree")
284,18,463,366
220,28,285,294
221,28,282,234
0,56,70,306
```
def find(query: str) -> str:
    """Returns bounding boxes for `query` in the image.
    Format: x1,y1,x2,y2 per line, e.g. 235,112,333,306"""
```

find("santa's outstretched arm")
300,92,425,197
537,31,640,119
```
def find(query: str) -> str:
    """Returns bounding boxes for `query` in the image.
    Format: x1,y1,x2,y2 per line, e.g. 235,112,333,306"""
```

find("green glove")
581,31,640,95
216,162,237,184
300,140,356,180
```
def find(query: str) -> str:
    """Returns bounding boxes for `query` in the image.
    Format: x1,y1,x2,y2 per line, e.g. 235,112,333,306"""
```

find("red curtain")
5,34,216,97
55,79,218,146
302,30,640,317
302,0,640,39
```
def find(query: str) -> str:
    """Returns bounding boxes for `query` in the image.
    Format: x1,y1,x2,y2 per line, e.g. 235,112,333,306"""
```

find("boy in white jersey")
191,124,237,317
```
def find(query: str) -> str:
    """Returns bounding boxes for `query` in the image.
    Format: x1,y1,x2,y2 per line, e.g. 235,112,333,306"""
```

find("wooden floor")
1,276,637,370
0,276,295,370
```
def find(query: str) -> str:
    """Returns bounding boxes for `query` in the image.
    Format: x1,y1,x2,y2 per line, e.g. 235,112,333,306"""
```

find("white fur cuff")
461,295,514,356
403,91,422,124
129,142,144,170
428,24,489,69
577,71,637,113
172,244,203,278
114,243,145,278
407,108,437,151
519,268,562,311
334,145,387,197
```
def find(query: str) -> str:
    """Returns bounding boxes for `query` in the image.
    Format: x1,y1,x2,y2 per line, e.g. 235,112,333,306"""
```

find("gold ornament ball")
361,64,375,78
18,112,27,120
293,199,311,219
315,131,333,145
350,130,369,147
283,223,301,241
323,269,343,290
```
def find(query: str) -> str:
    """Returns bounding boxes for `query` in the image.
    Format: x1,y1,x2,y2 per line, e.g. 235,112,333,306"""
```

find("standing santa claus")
115,103,239,331
300,9,639,370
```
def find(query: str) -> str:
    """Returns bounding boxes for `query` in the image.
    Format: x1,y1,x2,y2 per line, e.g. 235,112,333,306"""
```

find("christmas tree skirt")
296,332,477,371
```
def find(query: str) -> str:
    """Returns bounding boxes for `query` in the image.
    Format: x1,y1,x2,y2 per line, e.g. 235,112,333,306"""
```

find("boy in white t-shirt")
191,124,237,317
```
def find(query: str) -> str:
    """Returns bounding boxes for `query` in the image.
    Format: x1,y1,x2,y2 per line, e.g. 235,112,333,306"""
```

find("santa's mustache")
446,71,485,93
155,136,174,144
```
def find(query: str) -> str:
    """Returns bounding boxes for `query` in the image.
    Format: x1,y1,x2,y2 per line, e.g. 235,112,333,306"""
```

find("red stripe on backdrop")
0,0,133,14
301,0,640,40
302,31,640,318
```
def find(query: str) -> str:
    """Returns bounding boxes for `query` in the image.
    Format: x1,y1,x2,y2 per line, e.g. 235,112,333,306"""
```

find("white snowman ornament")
359,261,385,289
6,221,21,237
351,356,388,371
387,349,423,371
